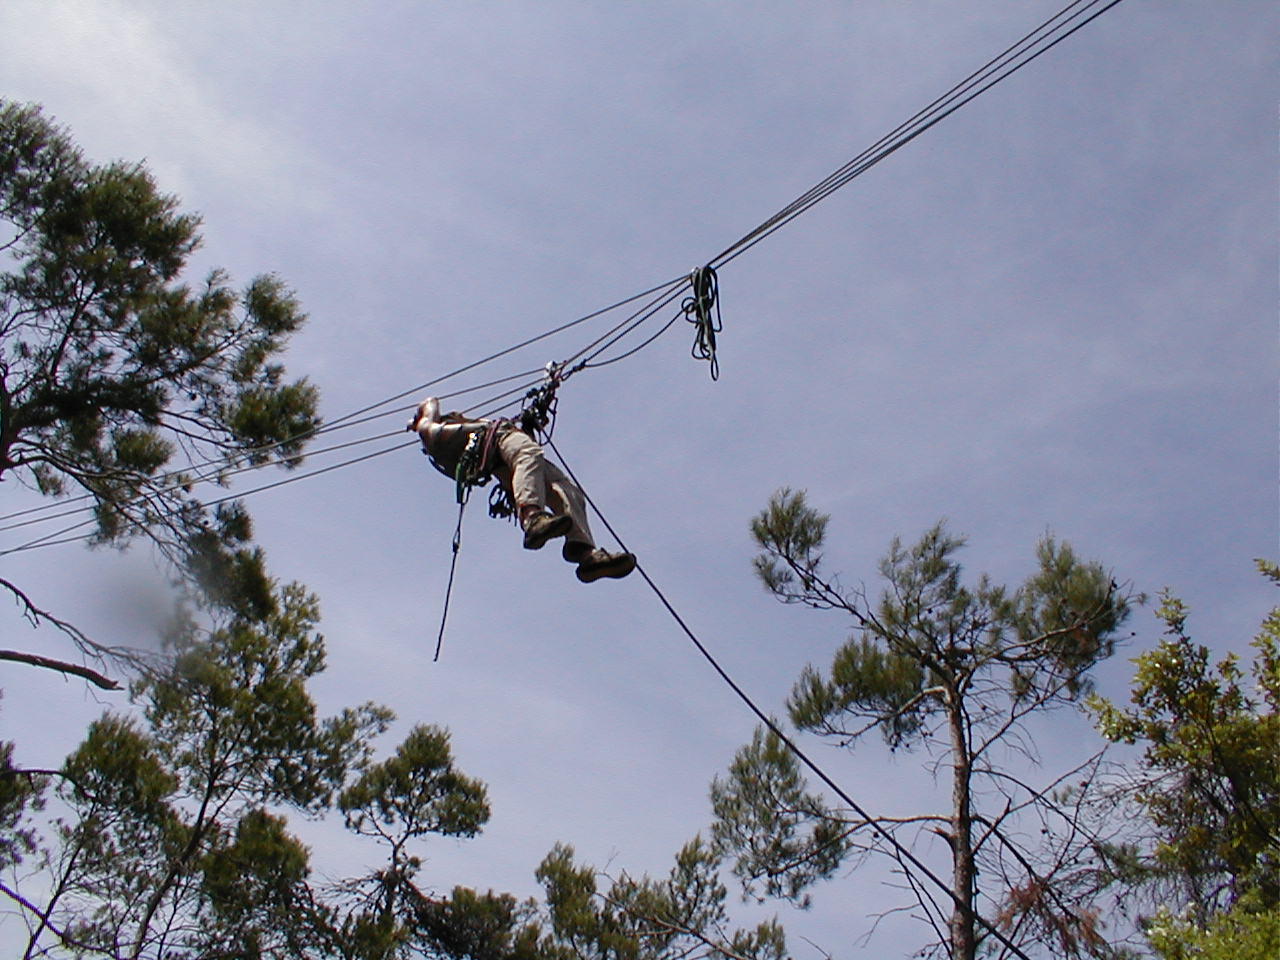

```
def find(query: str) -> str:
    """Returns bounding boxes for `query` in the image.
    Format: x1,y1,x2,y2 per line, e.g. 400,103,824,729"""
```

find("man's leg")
541,459,635,582
541,460,595,560
496,430,570,549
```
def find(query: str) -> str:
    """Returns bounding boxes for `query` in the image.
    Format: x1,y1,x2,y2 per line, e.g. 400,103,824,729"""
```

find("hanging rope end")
683,265,722,381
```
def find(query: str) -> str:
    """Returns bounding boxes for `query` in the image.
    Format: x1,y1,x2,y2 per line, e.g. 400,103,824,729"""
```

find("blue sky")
1,2,1276,956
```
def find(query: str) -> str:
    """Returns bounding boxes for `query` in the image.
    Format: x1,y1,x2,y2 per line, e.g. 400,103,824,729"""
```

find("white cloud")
0,1,334,235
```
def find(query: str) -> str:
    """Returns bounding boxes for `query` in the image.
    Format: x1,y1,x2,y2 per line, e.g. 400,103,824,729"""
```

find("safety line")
324,275,687,431
716,0,1100,258
433,499,469,662
710,0,1126,271
0,440,415,558
556,280,689,373
579,312,683,372
570,285,691,373
0,429,405,536
544,437,1032,960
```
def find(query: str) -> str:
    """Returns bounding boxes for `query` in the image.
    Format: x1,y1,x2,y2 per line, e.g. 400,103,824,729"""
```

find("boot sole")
576,553,636,583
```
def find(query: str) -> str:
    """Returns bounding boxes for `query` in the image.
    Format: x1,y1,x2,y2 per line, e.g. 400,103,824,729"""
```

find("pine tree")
0,100,319,686
712,489,1133,960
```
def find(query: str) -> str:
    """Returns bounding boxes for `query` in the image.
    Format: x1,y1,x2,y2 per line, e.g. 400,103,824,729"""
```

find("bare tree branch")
0,649,120,691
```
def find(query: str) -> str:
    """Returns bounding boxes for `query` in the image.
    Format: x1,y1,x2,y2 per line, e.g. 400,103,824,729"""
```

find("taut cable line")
0,429,406,536
709,0,1127,271
0,439,415,558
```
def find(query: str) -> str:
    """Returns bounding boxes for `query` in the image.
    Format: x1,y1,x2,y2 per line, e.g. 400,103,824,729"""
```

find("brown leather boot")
522,512,572,550
575,549,636,582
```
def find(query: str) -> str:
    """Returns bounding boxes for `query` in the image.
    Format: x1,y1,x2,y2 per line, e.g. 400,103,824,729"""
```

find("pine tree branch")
1,878,107,958
596,892,759,960
0,649,121,690
0,575,131,688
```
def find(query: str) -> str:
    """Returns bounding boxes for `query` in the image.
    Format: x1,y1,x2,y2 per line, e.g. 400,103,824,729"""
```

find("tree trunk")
948,692,978,960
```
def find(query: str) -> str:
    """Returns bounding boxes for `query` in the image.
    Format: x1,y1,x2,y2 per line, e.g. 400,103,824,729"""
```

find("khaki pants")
495,428,595,554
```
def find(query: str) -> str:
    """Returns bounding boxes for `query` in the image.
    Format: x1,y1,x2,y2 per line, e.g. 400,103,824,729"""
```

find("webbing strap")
453,420,507,504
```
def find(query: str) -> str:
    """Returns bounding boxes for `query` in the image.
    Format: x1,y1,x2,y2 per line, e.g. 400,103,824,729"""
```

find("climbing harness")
453,423,503,504
682,265,722,381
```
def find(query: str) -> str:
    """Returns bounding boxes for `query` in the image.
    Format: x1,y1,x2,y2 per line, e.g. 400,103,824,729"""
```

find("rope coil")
682,266,722,381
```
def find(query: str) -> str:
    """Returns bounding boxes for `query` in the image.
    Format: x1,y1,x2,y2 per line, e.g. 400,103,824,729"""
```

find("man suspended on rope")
410,397,636,583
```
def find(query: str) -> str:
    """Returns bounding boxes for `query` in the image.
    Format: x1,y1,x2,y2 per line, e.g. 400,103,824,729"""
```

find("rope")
0,439,416,558
327,275,687,430
0,429,405,536
543,437,1034,960
709,0,1127,271
433,499,468,662
557,279,691,376
682,266,721,381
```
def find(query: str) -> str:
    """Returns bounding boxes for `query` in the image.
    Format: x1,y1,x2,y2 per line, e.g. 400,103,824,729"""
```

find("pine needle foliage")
714,489,1134,960
0,100,319,679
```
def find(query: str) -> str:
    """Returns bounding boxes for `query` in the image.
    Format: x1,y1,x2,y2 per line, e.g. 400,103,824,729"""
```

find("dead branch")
0,649,120,690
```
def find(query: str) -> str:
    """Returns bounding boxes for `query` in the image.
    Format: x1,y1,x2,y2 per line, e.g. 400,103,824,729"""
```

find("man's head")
408,397,438,433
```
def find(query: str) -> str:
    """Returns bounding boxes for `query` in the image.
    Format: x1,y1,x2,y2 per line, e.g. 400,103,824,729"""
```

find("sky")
1,1,1276,957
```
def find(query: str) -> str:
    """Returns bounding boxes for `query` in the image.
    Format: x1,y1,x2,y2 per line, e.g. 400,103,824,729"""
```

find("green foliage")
0,739,42,870
332,745,779,960
0,99,320,670
197,808,324,956
534,840,788,960
1089,562,1280,919
725,490,1133,959
341,724,491,846
1017,538,1129,697
709,727,848,905
789,637,927,747
1146,904,1280,960
338,723,493,949
413,887,544,960
137,581,392,815
60,712,178,837
5,564,605,959
749,489,829,601
14,578,392,957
